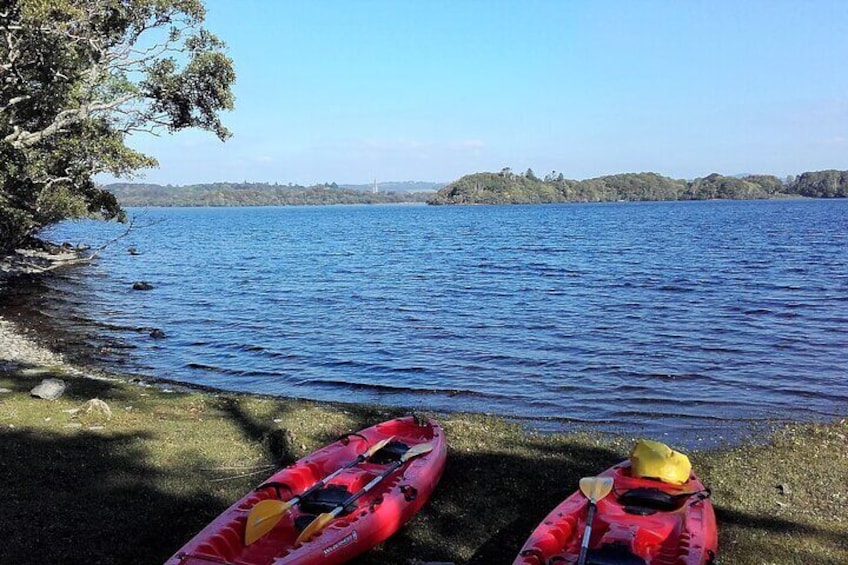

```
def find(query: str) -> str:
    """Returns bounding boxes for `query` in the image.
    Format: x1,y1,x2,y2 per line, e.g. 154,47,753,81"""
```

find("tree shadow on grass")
212,395,299,467
0,427,227,564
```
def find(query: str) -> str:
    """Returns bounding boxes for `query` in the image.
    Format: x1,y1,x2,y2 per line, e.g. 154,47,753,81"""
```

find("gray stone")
30,378,67,400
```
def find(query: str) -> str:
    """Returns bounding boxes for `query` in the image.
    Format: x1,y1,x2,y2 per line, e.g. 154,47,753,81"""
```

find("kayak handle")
337,432,368,446
400,484,418,501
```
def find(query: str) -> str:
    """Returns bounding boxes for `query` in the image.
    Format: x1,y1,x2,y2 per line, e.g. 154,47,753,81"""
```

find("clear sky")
115,0,848,186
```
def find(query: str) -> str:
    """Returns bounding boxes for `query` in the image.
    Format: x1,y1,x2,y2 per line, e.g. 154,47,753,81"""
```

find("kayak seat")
586,543,648,565
294,514,317,533
368,441,410,465
618,488,687,513
298,484,355,516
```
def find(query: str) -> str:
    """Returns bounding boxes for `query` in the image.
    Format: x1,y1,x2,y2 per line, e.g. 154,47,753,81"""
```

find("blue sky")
117,0,848,185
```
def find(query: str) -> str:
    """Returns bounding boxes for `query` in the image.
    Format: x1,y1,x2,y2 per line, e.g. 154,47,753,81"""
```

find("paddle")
244,436,394,545
576,476,614,565
295,442,434,544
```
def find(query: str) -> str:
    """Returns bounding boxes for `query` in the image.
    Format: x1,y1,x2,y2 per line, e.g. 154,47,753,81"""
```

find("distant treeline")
108,170,848,208
428,169,848,205
107,182,439,207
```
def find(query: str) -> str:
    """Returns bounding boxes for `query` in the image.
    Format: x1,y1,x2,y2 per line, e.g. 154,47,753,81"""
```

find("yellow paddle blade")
244,499,293,545
579,476,614,504
295,512,334,544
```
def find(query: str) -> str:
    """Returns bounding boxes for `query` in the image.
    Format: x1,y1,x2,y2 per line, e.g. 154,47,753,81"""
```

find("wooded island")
428,168,848,205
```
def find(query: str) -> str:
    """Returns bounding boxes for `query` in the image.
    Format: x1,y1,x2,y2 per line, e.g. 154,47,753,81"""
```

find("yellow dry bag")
629,439,691,485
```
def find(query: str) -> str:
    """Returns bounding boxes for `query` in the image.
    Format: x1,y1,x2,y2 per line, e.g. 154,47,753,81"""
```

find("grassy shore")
1,355,846,563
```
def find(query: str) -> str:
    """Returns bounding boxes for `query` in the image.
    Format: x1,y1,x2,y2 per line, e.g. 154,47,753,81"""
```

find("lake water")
7,200,848,444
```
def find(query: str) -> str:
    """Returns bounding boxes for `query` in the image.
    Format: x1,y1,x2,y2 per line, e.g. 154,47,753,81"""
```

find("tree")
0,0,235,250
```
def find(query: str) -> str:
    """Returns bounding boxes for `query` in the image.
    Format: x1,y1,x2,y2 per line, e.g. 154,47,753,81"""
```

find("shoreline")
0,304,804,451
2,308,847,563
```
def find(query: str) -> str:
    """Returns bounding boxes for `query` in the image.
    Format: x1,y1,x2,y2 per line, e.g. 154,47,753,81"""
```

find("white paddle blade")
401,442,434,462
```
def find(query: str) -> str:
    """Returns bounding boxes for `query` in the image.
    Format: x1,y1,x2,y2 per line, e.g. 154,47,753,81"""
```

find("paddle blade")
295,512,334,544
365,436,394,459
401,442,434,462
245,499,292,545
579,476,614,504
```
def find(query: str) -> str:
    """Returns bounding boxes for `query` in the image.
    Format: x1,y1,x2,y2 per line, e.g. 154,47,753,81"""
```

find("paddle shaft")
576,502,598,565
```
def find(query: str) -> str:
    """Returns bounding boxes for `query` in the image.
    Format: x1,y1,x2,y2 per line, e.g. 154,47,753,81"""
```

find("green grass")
1,364,846,564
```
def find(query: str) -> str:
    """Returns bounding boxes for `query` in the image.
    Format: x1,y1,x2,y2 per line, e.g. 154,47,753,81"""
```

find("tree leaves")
0,0,235,249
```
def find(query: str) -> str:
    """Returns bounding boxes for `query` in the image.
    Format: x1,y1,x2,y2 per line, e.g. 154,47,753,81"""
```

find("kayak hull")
166,416,447,565
514,461,717,565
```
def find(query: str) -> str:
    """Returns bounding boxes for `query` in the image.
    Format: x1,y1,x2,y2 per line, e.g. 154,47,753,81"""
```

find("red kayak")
166,416,447,565
514,460,717,565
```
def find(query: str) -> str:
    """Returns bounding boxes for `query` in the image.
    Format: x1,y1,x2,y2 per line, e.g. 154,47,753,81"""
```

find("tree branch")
4,93,136,147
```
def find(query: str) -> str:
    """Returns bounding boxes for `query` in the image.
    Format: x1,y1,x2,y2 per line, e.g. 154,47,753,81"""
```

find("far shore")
1,311,846,564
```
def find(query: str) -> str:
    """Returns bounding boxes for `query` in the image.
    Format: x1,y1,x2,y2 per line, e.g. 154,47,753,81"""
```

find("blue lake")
12,199,848,444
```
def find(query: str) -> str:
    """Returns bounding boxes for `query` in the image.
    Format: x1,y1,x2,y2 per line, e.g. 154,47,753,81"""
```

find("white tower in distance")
373,179,378,194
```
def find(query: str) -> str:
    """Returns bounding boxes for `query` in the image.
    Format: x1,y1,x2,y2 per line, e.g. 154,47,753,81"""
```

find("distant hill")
428,169,848,205
105,182,436,207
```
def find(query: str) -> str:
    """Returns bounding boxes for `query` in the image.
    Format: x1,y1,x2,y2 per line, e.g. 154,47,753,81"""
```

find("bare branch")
0,94,30,113
4,93,136,147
